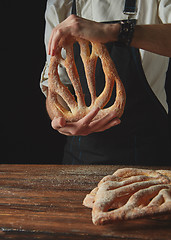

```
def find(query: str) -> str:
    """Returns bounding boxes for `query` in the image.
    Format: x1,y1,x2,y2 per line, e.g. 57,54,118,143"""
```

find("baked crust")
48,38,126,122
83,168,171,225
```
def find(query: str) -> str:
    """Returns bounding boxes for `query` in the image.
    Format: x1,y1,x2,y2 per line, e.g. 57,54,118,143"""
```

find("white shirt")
40,0,171,112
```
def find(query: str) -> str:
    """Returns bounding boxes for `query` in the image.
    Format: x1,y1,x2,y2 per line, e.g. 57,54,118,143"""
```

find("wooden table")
0,164,170,240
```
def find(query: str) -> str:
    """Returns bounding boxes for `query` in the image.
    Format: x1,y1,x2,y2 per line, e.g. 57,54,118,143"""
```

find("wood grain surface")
0,164,170,240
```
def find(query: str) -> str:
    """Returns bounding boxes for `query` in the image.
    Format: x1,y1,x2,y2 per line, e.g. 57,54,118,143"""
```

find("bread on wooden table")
83,168,171,225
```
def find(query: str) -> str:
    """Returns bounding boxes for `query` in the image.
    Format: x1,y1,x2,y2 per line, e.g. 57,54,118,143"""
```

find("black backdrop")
5,1,66,164
4,1,171,164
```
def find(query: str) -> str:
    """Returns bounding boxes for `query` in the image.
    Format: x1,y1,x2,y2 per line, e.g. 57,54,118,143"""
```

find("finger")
51,29,65,56
53,37,67,56
59,118,120,136
78,107,100,126
51,117,66,130
94,118,121,132
56,119,81,135
57,108,99,136
89,110,118,130
76,118,120,136
57,122,81,136
48,29,55,55
58,129,71,136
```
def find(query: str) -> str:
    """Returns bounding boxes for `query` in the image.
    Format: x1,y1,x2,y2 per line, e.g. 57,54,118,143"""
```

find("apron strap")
123,0,137,15
71,0,137,17
71,0,77,15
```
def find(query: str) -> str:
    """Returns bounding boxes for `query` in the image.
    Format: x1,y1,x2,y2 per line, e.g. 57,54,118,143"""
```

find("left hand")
48,14,120,56
51,107,121,136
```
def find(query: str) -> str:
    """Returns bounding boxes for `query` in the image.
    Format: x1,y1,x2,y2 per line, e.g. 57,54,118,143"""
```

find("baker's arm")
131,24,171,57
48,15,171,57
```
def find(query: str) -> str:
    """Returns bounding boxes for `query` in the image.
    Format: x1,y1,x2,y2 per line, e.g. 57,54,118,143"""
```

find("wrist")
103,23,120,42
109,23,121,42
117,19,136,46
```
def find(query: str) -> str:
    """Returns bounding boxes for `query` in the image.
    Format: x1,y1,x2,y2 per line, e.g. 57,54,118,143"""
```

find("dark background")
4,1,171,164
5,0,66,164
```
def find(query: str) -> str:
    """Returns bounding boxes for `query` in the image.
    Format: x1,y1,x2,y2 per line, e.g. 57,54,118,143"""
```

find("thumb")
51,117,66,130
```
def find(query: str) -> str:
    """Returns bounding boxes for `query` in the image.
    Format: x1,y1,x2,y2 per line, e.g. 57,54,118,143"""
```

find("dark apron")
63,0,171,166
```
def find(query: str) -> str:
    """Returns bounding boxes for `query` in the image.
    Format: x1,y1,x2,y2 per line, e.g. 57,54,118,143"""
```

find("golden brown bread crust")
48,37,126,122
83,168,171,225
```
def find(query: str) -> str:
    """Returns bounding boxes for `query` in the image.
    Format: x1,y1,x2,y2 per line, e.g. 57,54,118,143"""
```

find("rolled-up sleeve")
158,0,171,23
40,0,72,97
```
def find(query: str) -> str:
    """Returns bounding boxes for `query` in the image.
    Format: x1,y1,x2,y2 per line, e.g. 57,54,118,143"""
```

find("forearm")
97,22,171,57
48,14,171,57
131,24,171,57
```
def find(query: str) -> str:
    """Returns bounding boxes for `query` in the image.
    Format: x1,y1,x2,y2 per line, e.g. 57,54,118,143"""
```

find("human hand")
51,107,121,136
48,15,120,56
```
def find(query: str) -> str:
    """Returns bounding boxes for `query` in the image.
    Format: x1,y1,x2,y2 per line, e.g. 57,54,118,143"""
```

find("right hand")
48,14,120,56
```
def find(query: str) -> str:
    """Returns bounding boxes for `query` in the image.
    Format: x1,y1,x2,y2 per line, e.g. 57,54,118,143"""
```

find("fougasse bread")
83,168,171,225
48,37,126,122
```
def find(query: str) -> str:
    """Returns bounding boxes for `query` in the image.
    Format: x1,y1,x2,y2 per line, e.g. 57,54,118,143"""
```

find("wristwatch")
117,19,136,46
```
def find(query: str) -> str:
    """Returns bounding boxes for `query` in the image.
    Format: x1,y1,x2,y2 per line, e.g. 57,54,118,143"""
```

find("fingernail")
51,119,57,130
115,119,121,125
51,49,55,56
